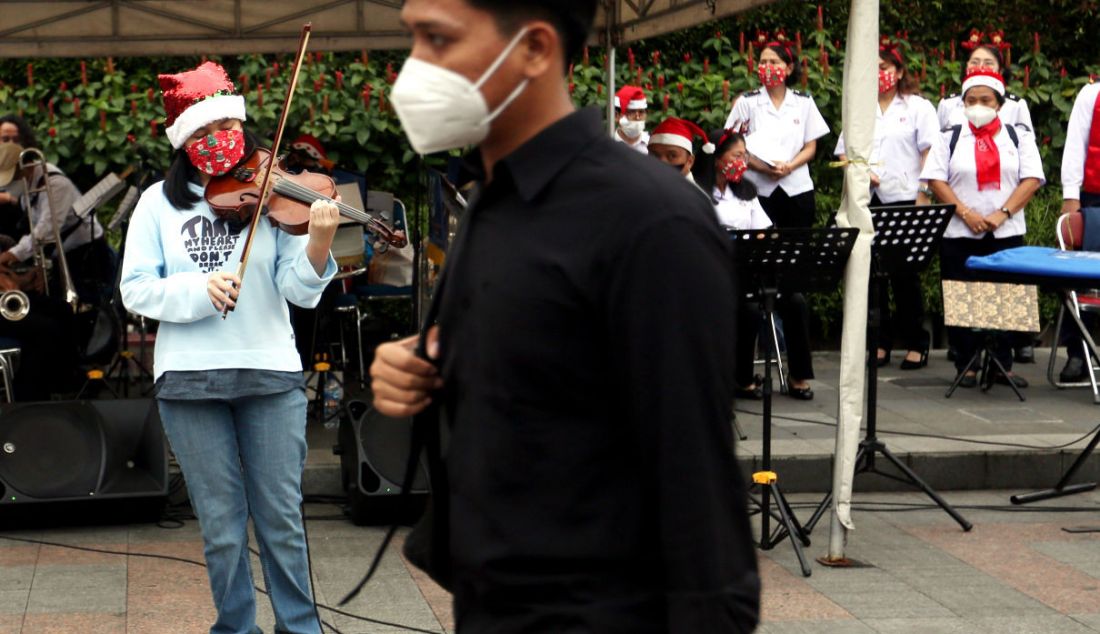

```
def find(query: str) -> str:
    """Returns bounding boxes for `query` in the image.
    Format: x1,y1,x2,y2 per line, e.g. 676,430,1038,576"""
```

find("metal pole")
606,0,616,137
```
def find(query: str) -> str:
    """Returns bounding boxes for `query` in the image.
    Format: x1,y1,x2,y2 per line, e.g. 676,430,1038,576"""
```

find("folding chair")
1045,212,1100,402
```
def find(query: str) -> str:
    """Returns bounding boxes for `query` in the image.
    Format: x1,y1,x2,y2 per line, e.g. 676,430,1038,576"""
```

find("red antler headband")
879,43,905,69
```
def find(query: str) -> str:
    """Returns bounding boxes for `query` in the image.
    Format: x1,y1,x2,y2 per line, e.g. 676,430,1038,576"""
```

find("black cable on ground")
0,534,443,634
733,407,1100,450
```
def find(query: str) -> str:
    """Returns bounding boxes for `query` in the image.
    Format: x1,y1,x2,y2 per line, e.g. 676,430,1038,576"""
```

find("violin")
204,147,408,248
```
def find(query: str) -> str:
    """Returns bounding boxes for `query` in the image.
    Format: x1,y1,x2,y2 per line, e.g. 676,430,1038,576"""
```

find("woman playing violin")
120,62,337,634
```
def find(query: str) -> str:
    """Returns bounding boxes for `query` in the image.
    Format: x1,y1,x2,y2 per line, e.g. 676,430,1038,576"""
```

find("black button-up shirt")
434,107,759,633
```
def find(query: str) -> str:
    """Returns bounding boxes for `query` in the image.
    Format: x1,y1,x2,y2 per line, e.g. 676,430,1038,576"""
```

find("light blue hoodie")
120,181,336,380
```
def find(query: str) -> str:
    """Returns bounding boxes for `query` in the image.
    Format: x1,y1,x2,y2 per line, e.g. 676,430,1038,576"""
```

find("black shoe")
993,371,1029,388
899,349,929,371
787,382,814,400
1060,357,1087,383
734,384,764,400
1014,346,1036,364
947,346,958,362
956,372,978,388
876,349,891,368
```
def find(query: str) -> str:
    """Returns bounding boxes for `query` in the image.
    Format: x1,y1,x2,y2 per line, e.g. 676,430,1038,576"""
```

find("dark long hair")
693,129,758,203
164,128,261,211
0,114,38,149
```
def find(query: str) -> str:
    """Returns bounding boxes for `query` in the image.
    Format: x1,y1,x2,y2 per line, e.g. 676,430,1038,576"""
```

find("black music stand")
732,227,858,577
803,204,972,535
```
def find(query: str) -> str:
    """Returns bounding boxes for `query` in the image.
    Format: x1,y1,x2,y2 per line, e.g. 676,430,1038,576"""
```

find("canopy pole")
608,47,616,136
826,0,879,561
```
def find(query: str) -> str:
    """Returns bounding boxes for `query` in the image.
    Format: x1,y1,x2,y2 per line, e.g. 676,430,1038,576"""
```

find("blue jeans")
158,389,320,634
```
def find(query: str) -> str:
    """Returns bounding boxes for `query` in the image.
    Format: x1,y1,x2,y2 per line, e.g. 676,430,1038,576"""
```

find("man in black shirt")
371,1,759,631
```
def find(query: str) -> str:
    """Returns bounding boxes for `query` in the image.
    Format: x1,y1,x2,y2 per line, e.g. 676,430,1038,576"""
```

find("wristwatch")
918,185,933,197
999,206,1013,217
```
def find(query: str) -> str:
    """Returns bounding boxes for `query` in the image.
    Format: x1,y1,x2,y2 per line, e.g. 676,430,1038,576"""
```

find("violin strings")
274,179,373,225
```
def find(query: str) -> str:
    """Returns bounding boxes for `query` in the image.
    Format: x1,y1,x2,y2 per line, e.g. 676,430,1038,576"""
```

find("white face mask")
619,117,645,139
391,27,530,155
964,104,998,128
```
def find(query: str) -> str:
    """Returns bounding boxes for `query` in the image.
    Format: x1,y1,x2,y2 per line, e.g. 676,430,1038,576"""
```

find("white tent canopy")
0,0,770,57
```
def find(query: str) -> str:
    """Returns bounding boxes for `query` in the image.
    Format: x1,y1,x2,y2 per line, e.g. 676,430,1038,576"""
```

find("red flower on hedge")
961,29,983,51
48,127,56,138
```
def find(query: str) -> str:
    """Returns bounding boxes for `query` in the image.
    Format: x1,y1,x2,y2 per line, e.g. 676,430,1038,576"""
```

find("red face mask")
722,158,748,183
757,64,787,88
878,69,898,94
186,129,246,177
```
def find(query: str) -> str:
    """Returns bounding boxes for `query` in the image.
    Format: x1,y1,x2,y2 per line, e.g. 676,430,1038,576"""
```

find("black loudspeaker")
0,399,168,504
336,399,428,525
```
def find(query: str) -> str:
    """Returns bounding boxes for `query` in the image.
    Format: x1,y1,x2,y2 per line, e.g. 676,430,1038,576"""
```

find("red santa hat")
615,85,647,111
291,134,328,161
159,61,247,149
290,133,335,170
961,68,1005,97
649,118,715,155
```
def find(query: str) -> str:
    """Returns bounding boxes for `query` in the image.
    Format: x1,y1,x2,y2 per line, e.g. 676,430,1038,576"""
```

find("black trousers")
734,293,815,386
870,197,928,354
0,292,79,400
744,187,816,383
940,234,1025,374
758,187,816,229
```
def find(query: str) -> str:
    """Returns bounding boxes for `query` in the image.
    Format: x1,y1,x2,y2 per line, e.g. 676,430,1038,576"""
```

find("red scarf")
969,118,1002,191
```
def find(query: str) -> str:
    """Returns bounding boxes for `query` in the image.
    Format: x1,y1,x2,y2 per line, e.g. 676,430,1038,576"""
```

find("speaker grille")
352,401,428,495
0,403,103,500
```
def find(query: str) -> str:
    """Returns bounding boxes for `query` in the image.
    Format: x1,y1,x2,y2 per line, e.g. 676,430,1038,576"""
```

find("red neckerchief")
969,118,1002,191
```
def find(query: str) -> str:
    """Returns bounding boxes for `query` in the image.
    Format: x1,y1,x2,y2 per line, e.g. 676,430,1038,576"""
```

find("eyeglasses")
0,136,19,144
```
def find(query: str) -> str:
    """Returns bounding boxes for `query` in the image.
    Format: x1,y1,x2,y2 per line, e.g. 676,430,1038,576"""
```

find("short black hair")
467,0,597,65
0,114,38,149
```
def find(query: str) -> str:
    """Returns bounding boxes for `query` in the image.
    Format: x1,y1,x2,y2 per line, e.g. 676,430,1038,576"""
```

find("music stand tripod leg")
945,348,982,398
1011,423,1100,504
875,442,973,531
984,346,1025,401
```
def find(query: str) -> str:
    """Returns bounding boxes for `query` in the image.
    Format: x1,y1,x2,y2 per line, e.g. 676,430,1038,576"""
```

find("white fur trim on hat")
165,94,247,149
961,74,1005,97
650,133,694,154
627,98,647,110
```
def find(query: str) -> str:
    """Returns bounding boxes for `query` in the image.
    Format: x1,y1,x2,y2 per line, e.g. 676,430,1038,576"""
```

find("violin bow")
224,22,312,319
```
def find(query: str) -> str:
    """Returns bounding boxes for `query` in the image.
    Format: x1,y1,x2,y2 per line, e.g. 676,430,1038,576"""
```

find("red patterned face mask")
757,64,787,88
722,158,748,183
878,69,898,94
186,129,246,176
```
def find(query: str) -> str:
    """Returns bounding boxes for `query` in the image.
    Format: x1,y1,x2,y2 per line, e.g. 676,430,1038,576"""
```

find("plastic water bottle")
323,376,343,429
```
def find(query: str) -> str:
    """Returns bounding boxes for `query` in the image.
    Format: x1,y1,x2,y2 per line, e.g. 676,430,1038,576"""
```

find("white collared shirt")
920,120,1046,239
1061,82,1100,200
613,129,649,154
724,89,830,197
835,94,940,203
712,185,772,230
937,93,1034,131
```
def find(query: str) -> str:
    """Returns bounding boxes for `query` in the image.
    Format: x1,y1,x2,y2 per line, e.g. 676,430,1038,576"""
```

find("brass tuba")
17,148,79,312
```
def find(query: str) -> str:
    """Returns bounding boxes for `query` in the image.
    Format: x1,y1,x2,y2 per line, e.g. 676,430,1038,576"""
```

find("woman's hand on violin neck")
207,271,241,312
306,199,340,276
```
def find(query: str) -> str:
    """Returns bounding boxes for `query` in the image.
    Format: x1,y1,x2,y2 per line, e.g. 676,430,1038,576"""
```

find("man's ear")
520,21,560,79
684,154,696,175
